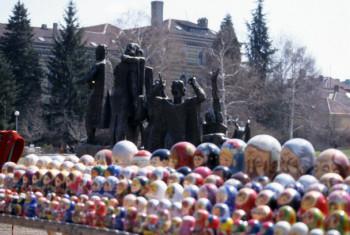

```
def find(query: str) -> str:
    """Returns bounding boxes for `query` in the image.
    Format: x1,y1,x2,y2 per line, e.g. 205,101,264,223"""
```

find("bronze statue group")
81,43,235,151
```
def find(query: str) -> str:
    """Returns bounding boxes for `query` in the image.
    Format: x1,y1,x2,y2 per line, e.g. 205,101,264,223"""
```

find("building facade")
0,0,215,88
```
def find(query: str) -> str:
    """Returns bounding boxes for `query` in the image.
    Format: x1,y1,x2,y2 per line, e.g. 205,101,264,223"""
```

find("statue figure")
162,77,206,148
203,69,227,135
232,119,251,143
202,69,228,147
111,43,152,144
80,44,114,144
144,75,168,151
145,75,206,150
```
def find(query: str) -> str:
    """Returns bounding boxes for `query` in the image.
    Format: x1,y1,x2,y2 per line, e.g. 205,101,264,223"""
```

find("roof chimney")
332,85,339,100
53,23,58,39
41,24,47,30
151,1,163,27
197,18,208,28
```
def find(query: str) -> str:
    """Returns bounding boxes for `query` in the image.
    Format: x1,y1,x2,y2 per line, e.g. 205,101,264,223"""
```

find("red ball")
170,141,196,169
194,166,212,179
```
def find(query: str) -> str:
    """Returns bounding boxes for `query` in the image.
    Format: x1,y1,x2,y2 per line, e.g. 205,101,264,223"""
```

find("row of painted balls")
105,136,350,182
3,154,350,218
2,150,350,200
0,188,348,235
9,135,350,184
2,162,350,224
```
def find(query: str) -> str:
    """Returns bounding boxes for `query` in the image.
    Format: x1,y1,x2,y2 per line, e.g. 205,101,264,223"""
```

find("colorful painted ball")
327,190,350,214
194,142,220,169
274,221,291,235
132,150,151,167
299,191,328,217
325,210,350,234
301,207,324,230
289,222,309,235
170,142,196,169
314,148,350,179
251,205,273,222
95,149,113,166
276,205,297,224
112,140,138,166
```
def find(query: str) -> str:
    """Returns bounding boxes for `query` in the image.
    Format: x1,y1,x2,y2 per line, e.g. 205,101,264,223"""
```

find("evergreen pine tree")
47,0,89,143
246,0,275,82
0,1,42,111
0,53,16,129
213,14,241,64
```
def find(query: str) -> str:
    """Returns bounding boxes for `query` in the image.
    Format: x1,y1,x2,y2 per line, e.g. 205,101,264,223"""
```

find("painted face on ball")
277,190,294,206
219,148,233,167
251,205,270,221
92,182,99,192
131,180,141,193
313,149,349,179
216,190,228,203
256,190,272,206
244,146,271,178
314,159,340,178
169,156,178,169
150,157,161,167
91,169,99,178
301,192,318,211
236,189,250,206
280,148,302,179
166,186,175,198
104,182,112,192
193,155,205,168
326,211,347,232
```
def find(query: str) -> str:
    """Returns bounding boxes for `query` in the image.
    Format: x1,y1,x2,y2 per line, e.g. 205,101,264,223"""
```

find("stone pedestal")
202,133,228,147
75,143,112,157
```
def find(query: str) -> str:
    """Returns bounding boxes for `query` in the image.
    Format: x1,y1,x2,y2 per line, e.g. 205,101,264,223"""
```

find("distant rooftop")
0,23,122,51
167,19,216,38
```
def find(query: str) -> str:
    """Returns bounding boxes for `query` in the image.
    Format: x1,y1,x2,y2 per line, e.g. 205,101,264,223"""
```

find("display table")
0,214,136,235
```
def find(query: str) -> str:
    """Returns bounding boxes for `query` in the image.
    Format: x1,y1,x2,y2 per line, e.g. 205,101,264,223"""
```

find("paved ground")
0,224,57,235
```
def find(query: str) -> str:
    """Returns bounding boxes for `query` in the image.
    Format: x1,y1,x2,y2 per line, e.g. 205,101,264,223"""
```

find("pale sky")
1,0,349,80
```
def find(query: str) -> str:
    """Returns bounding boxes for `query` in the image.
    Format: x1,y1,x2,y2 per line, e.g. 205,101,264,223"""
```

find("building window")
198,50,206,65
185,45,204,65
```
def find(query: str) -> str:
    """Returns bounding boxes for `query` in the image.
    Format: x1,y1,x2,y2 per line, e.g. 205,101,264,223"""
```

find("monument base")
75,143,112,157
202,133,228,147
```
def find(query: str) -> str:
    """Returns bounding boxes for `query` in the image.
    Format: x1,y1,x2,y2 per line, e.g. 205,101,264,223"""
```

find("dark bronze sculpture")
144,75,206,150
162,76,206,148
203,69,227,135
143,75,168,151
202,69,228,146
232,119,251,143
81,45,114,144
81,43,207,149
111,43,152,144
184,77,206,146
